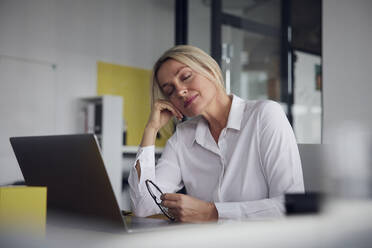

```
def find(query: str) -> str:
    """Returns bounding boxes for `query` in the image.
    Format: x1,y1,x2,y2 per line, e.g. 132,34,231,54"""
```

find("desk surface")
2,200,372,248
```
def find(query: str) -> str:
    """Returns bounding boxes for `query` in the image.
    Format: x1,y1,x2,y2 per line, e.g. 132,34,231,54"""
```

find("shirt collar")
192,94,245,147
226,94,245,131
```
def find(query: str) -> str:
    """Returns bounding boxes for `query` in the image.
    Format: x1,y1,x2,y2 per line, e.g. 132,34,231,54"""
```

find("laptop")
10,134,178,233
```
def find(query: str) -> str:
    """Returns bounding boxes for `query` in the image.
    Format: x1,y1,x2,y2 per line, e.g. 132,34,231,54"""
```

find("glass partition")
221,25,281,102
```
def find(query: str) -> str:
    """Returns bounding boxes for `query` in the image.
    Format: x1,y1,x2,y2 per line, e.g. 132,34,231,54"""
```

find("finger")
167,208,180,221
168,208,188,222
167,104,183,118
166,105,183,120
157,101,183,119
158,103,182,120
161,200,179,208
161,193,182,201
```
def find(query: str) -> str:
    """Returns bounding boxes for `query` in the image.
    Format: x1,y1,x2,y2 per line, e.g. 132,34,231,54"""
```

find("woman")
128,45,304,222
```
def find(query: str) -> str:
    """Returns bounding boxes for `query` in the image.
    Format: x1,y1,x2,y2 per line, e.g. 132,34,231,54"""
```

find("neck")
202,90,232,134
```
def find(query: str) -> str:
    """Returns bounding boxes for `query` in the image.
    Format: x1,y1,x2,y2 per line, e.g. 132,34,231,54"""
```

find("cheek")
196,76,217,93
200,81,218,99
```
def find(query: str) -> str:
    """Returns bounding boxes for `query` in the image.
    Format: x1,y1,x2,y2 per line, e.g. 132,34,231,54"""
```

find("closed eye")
163,85,175,96
181,72,192,81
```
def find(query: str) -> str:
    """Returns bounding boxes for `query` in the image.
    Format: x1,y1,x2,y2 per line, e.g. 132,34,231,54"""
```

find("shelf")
122,146,164,155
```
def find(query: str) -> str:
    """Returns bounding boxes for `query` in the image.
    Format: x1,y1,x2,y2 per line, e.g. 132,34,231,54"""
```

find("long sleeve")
214,196,284,220
215,101,304,220
128,136,184,217
258,101,304,196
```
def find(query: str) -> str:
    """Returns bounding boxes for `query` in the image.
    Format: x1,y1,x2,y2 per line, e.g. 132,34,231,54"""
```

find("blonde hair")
150,45,225,106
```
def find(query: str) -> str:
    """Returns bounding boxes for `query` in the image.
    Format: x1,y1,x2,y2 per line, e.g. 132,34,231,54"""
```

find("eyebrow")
175,66,188,76
160,66,188,89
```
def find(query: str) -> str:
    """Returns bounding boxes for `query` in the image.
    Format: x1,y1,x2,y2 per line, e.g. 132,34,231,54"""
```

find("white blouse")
128,95,304,220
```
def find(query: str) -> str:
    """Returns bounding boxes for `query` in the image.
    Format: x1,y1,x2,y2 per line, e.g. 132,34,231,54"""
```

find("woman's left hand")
160,193,218,222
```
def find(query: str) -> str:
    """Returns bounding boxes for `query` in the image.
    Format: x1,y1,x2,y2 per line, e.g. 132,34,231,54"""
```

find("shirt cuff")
214,200,284,221
135,145,154,161
214,202,240,220
133,145,156,195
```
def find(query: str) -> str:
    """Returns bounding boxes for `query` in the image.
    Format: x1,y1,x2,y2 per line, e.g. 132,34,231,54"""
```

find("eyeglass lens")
147,182,162,204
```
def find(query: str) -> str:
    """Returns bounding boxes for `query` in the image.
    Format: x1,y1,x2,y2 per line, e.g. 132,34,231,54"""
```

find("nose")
176,86,188,97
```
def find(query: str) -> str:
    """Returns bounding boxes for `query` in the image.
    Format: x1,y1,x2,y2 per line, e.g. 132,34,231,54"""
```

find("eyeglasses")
145,179,175,221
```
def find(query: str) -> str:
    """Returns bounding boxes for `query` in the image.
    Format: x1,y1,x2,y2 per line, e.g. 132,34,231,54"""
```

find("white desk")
2,200,372,248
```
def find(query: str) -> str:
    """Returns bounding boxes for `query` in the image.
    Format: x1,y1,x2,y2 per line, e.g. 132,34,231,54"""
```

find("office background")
1,0,372,247
0,0,372,213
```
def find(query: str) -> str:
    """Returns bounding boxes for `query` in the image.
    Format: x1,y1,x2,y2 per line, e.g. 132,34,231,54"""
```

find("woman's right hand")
140,100,183,148
146,100,183,132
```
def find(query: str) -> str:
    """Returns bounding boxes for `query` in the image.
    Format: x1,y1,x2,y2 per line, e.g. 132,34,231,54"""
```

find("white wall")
321,0,372,198
323,0,372,143
0,0,174,185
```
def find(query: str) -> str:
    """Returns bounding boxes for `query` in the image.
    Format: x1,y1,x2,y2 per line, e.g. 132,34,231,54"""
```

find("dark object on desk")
285,192,323,215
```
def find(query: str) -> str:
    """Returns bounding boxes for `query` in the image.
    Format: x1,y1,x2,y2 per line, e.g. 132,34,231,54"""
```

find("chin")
181,99,208,117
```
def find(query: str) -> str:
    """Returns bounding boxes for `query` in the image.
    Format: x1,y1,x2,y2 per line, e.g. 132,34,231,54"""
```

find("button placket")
217,129,227,202
216,157,224,201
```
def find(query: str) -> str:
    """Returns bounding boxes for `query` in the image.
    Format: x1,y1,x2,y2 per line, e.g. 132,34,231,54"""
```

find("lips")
184,94,198,108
